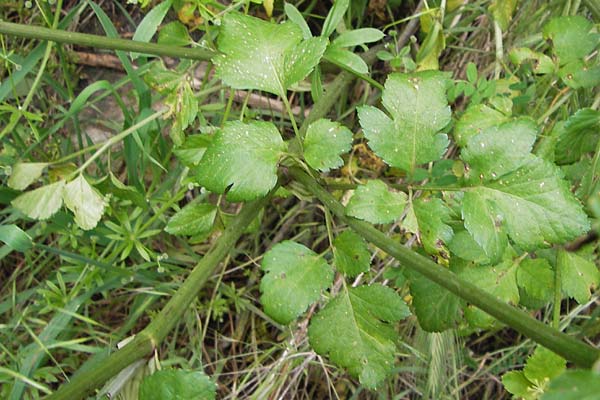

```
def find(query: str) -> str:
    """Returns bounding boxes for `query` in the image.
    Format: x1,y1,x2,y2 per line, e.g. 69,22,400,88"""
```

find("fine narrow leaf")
557,250,600,304
12,180,65,220
63,175,107,230
308,284,410,388
139,370,216,400
406,269,462,332
403,197,453,255
284,3,312,39
462,157,589,262
333,230,371,277
0,225,33,252
346,180,407,224
131,0,173,59
357,71,451,174
196,121,286,201
332,28,384,47
260,241,334,324
165,203,217,236
462,118,538,181
213,12,327,96
322,0,349,37
7,162,48,190
303,118,353,172
325,46,369,74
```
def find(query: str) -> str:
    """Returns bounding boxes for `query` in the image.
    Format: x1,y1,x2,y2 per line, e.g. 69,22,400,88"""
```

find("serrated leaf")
509,47,555,74
558,250,600,304
559,60,600,89
213,13,327,96
7,162,48,191
555,108,600,165
333,230,371,277
196,121,285,201
453,104,510,147
543,16,598,64
404,197,453,255
12,180,65,220
332,28,384,47
165,203,217,236
303,118,352,172
63,175,106,230
462,118,538,181
517,258,554,306
308,284,410,388
542,370,600,400
524,347,566,385
406,270,461,332
448,229,490,264
503,371,536,400
358,71,451,174
0,224,33,252
462,158,589,262
456,252,519,328
139,369,216,400
346,180,407,224
260,241,333,324
173,134,212,167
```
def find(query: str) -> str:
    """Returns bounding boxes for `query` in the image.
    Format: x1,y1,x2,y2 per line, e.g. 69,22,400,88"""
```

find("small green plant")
1,1,599,399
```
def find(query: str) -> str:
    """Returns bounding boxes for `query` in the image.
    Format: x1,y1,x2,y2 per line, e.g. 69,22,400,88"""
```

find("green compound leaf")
406,269,461,332
462,118,538,181
333,230,371,277
196,121,286,201
456,251,520,329
213,12,327,96
524,347,566,385
403,197,453,255
503,347,566,400
542,370,600,400
543,16,598,64
346,180,407,224
557,250,600,304
12,180,65,221
165,203,217,237
308,284,410,389
462,158,589,263
303,118,353,172
139,369,216,400
453,103,510,148
7,162,48,191
357,71,451,174
63,175,107,230
260,241,334,324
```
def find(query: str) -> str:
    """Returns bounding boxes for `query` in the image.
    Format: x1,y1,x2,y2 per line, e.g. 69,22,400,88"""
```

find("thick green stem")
46,193,273,400
289,167,600,368
0,21,215,61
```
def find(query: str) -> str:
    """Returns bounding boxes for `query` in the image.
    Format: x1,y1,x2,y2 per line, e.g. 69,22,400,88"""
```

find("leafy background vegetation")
0,0,599,399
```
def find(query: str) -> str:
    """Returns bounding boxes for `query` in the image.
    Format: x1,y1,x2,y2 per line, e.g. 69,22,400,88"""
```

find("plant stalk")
0,21,215,61
289,166,600,368
46,192,273,400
